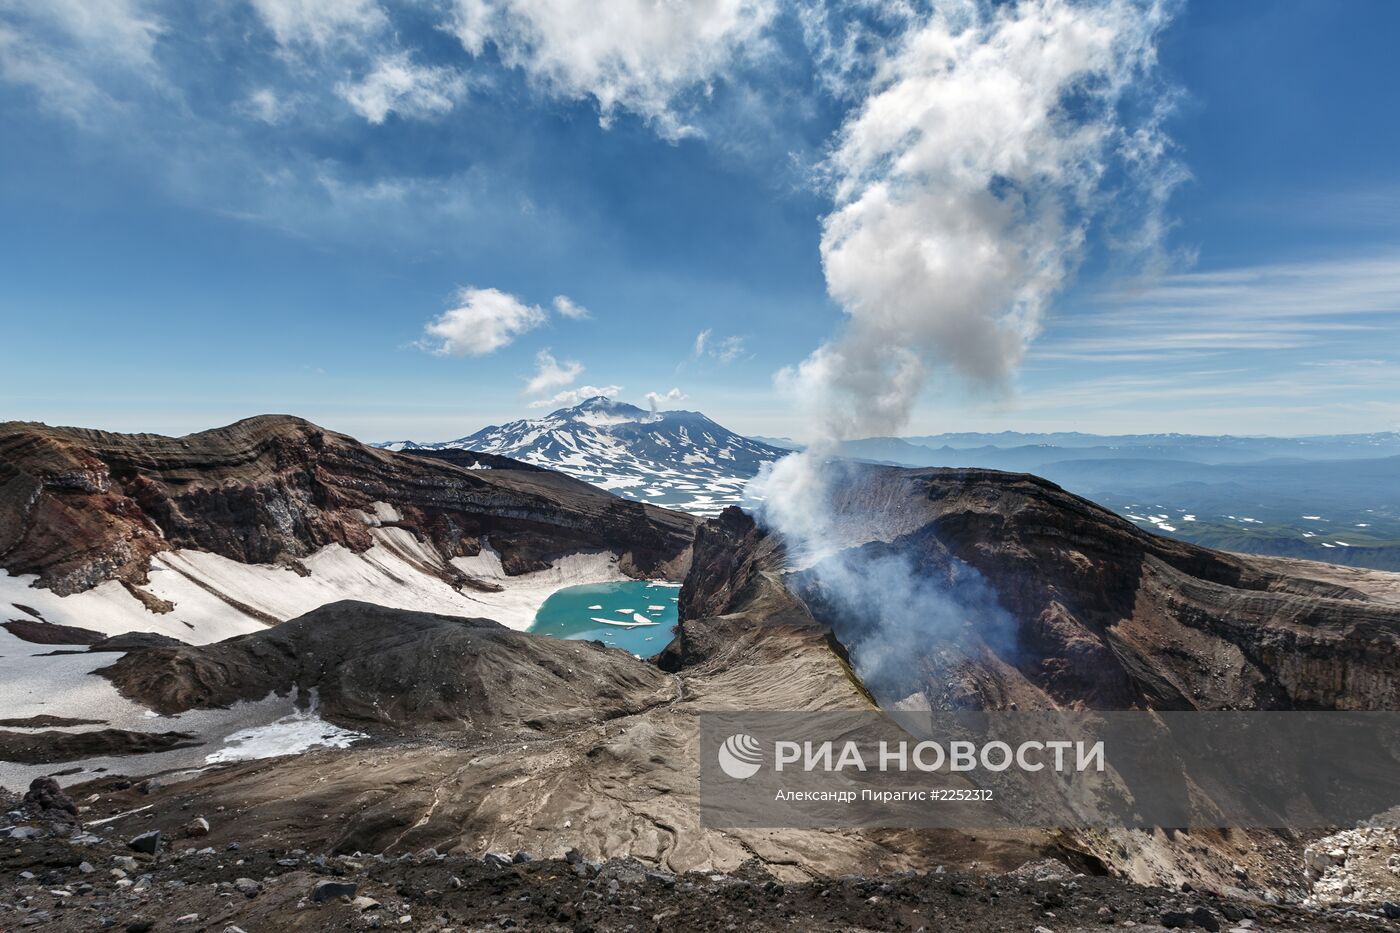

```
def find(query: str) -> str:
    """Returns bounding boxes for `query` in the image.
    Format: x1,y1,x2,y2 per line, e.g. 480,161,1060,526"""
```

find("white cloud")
524,349,584,394
645,387,687,409
249,0,386,48
421,286,546,356
338,53,467,124
693,328,745,364
447,0,776,137
528,384,623,409
552,294,590,319
788,0,1180,440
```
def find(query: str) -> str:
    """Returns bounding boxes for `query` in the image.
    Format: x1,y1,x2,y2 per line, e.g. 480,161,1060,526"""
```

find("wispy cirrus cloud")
1037,253,1400,361
249,0,387,50
693,328,746,364
0,0,164,120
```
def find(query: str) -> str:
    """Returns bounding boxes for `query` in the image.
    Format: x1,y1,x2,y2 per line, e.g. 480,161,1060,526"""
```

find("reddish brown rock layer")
0,415,696,595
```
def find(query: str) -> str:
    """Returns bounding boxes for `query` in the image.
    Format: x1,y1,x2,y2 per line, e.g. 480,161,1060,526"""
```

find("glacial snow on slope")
0,504,627,645
376,397,787,516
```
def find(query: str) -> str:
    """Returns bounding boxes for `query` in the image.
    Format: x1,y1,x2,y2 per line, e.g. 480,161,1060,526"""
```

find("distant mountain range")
831,434,1400,571
897,429,1400,456
379,403,1400,569
838,431,1400,469
376,396,786,516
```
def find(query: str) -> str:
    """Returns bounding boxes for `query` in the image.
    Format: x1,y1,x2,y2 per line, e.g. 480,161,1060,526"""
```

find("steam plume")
750,0,1179,702
789,0,1179,440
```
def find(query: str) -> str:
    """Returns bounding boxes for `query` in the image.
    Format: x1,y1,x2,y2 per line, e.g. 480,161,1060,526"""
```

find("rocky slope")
97,601,677,736
0,415,695,597
768,464,1400,713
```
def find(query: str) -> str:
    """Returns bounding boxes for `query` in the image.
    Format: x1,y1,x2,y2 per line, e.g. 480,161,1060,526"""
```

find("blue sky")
2,0,1398,442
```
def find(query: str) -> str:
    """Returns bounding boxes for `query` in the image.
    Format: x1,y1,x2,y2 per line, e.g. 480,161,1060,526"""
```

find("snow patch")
204,697,366,764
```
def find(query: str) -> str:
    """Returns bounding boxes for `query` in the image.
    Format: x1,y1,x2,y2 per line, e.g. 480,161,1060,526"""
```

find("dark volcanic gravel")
2,835,1397,932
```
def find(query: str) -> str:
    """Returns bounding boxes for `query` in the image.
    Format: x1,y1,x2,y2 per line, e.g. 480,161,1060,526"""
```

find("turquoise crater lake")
528,580,680,658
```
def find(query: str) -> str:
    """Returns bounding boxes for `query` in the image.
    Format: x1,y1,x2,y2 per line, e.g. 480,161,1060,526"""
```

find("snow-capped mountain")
377,397,787,515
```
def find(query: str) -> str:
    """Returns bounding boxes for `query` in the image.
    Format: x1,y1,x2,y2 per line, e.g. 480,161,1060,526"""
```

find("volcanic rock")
732,465,1400,712
96,600,676,734
0,729,200,765
0,415,695,596
86,632,187,653
1,619,104,645
311,879,357,902
22,777,78,829
0,714,104,728
128,830,161,855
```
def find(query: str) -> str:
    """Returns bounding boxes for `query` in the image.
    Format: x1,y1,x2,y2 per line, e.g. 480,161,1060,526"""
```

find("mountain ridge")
375,396,787,515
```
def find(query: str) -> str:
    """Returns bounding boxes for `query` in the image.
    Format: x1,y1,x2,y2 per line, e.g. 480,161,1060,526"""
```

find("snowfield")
1,519,627,646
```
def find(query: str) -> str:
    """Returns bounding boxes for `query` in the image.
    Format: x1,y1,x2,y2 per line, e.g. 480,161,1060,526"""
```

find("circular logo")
717,733,763,779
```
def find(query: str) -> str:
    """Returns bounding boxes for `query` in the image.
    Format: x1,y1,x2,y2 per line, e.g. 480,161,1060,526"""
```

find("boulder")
22,777,78,829
311,879,358,903
128,831,161,855
1190,907,1221,932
